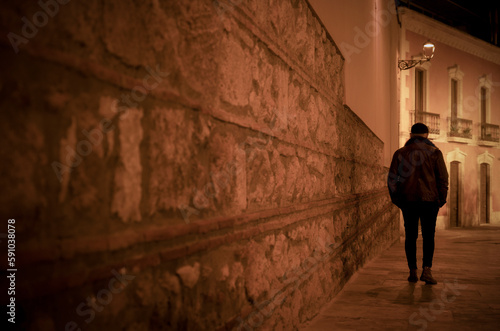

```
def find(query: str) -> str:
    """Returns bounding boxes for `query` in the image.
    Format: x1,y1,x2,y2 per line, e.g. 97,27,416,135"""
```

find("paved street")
301,225,500,331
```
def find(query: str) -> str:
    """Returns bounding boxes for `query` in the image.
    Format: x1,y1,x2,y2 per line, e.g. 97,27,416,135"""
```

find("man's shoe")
408,269,418,282
420,266,437,284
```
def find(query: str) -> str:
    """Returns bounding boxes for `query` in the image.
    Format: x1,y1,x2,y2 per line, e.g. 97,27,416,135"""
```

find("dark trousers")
401,202,439,270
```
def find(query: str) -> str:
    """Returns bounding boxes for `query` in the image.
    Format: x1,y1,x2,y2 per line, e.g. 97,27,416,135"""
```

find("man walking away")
387,123,449,284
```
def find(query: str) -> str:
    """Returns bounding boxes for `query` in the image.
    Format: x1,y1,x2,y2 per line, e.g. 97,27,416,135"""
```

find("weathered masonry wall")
0,0,399,330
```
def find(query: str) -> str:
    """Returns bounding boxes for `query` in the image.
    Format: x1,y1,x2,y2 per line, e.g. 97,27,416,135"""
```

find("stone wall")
0,0,399,330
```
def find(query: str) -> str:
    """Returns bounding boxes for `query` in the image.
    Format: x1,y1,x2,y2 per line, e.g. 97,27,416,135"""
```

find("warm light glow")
398,40,436,70
423,41,435,59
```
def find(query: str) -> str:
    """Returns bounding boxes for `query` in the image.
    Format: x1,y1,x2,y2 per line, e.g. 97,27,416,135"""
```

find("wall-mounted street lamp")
398,41,435,70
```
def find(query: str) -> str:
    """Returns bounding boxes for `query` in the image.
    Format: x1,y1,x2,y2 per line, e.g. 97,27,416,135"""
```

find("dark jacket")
387,137,449,208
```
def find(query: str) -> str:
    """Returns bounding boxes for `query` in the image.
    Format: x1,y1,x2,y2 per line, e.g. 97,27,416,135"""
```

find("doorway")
450,161,460,227
480,163,490,224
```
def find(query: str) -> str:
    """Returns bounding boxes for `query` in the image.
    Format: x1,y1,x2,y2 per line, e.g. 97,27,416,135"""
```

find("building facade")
398,8,500,229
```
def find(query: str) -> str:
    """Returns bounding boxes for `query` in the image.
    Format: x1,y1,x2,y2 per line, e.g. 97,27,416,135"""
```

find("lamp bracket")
398,58,429,70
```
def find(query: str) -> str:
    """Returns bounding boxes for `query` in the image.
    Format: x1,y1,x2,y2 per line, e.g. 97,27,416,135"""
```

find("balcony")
411,111,440,134
448,117,472,139
480,123,499,142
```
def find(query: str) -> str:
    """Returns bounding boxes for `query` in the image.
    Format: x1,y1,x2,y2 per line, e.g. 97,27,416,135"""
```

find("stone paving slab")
300,225,500,331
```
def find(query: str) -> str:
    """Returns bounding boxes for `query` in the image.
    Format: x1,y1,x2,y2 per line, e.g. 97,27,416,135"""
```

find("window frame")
447,65,464,119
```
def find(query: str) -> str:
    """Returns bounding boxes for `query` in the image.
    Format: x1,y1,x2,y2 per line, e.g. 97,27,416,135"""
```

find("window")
478,152,494,223
480,163,490,224
448,65,464,116
480,86,487,125
478,75,491,124
447,66,469,139
412,66,439,134
478,75,498,142
415,68,425,112
451,79,458,119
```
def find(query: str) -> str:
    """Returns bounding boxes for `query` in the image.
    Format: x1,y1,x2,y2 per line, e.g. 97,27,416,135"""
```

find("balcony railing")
480,123,500,142
448,117,472,139
411,111,440,134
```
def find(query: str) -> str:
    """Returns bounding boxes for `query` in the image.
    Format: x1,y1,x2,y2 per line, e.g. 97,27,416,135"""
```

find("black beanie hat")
411,123,429,134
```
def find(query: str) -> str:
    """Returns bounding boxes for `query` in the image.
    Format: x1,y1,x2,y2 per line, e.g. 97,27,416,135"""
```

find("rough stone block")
111,108,143,223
